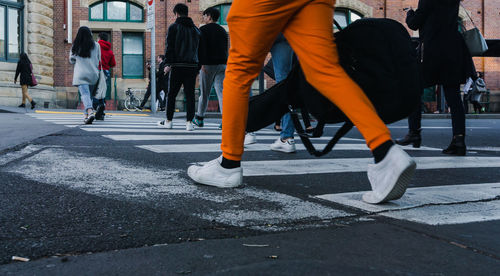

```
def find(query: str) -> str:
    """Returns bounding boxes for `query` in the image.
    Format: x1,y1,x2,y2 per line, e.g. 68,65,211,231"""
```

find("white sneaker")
157,120,173,129
362,145,417,204
187,157,243,188
186,121,194,131
84,113,95,125
270,138,296,153
244,133,257,145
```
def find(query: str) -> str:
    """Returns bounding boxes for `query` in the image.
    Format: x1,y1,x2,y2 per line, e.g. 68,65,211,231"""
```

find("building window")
89,1,143,22
334,8,363,30
214,4,231,25
122,32,143,78
0,0,24,62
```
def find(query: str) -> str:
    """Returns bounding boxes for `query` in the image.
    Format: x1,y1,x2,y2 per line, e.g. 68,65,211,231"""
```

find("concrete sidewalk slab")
0,113,67,152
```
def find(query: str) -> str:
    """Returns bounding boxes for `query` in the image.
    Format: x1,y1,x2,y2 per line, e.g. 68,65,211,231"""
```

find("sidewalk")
0,106,152,153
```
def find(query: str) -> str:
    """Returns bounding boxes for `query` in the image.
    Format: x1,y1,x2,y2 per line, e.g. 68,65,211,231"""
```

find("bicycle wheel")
131,97,141,110
124,98,137,111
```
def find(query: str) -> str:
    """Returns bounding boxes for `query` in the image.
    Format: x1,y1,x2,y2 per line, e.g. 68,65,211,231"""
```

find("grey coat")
70,42,101,86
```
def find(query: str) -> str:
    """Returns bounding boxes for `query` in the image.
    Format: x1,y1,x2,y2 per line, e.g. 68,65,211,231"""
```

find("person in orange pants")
188,0,416,204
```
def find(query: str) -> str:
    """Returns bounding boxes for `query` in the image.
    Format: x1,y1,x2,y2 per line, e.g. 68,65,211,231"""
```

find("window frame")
214,4,231,25
334,8,363,30
89,0,143,23
121,32,144,79
0,0,24,62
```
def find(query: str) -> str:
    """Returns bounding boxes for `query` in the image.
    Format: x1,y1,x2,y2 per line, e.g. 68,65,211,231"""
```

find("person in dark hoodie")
14,53,36,109
95,32,116,120
157,3,200,131
192,7,228,128
397,0,472,156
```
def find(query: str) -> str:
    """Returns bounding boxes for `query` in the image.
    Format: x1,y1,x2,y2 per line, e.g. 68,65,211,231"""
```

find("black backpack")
247,18,421,156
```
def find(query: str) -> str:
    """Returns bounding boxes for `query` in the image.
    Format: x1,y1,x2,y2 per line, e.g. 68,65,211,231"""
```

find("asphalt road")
1,110,499,275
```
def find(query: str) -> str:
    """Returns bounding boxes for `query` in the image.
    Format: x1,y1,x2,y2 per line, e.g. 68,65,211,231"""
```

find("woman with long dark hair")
397,0,472,156
14,53,36,109
70,26,101,124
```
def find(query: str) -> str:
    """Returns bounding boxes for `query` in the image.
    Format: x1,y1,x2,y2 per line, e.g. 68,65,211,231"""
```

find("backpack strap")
289,108,353,157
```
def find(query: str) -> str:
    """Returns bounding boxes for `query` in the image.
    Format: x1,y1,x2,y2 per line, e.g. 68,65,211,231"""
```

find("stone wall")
0,0,55,107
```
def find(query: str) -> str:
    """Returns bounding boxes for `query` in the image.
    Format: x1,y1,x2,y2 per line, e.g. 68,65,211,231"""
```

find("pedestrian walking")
157,4,200,131
269,34,296,153
70,26,101,124
139,56,166,111
157,55,167,111
464,71,486,114
188,0,416,205
95,32,116,120
397,0,472,156
14,53,36,109
192,7,228,128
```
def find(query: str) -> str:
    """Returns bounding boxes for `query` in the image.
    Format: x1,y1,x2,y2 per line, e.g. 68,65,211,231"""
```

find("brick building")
0,0,499,110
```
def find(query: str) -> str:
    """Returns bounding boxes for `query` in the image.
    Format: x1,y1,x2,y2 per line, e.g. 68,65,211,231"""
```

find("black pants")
409,84,465,135
140,82,166,109
166,67,198,121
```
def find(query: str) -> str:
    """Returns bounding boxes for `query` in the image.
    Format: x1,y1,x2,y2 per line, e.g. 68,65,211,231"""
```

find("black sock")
373,140,394,163
221,157,240,169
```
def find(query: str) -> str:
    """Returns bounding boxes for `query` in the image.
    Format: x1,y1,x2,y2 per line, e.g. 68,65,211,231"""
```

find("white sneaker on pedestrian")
362,145,416,204
244,132,257,145
84,113,95,125
270,138,296,153
187,157,243,188
157,120,173,129
186,121,194,131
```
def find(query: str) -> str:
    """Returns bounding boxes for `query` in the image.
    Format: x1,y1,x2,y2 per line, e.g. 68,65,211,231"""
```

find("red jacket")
98,40,116,70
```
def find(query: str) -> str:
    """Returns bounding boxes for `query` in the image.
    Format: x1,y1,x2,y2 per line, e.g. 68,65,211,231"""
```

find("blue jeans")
270,39,294,139
78,84,93,114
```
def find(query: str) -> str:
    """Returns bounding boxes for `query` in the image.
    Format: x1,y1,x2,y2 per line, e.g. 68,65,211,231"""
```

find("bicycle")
124,88,142,111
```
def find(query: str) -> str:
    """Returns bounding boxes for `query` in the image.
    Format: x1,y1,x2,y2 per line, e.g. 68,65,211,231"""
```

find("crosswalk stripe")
234,156,500,176
314,183,500,225
138,143,440,153
82,128,275,134
324,125,492,130
103,134,364,142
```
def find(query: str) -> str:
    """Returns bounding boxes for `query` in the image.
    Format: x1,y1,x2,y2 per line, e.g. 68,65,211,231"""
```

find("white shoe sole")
270,146,296,153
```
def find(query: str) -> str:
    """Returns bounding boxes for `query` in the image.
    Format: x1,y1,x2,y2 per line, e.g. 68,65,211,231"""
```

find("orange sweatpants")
221,0,392,161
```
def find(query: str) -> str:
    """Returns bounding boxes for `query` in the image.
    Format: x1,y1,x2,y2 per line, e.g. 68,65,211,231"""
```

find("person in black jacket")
139,56,167,111
397,0,472,156
157,3,200,131
192,7,228,128
14,53,36,109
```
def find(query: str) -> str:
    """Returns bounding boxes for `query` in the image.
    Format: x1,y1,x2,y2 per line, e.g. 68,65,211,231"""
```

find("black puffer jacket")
165,17,200,67
406,0,473,87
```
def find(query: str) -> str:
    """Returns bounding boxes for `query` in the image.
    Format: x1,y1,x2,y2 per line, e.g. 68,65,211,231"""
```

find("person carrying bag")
14,53,37,109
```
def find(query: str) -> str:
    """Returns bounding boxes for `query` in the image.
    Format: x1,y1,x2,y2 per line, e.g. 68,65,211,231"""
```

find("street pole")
147,0,157,113
150,1,157,113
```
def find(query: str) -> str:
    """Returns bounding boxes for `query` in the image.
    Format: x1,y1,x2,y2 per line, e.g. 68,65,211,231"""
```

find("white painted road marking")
81,127,275,134
314,183,500,225
138,143,440,153
103,134,364,142
3,147,354,230
324,125,492,130
238,156,500,176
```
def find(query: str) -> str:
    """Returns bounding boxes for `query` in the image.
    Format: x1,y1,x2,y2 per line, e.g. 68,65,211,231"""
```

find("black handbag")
247,18,421,157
